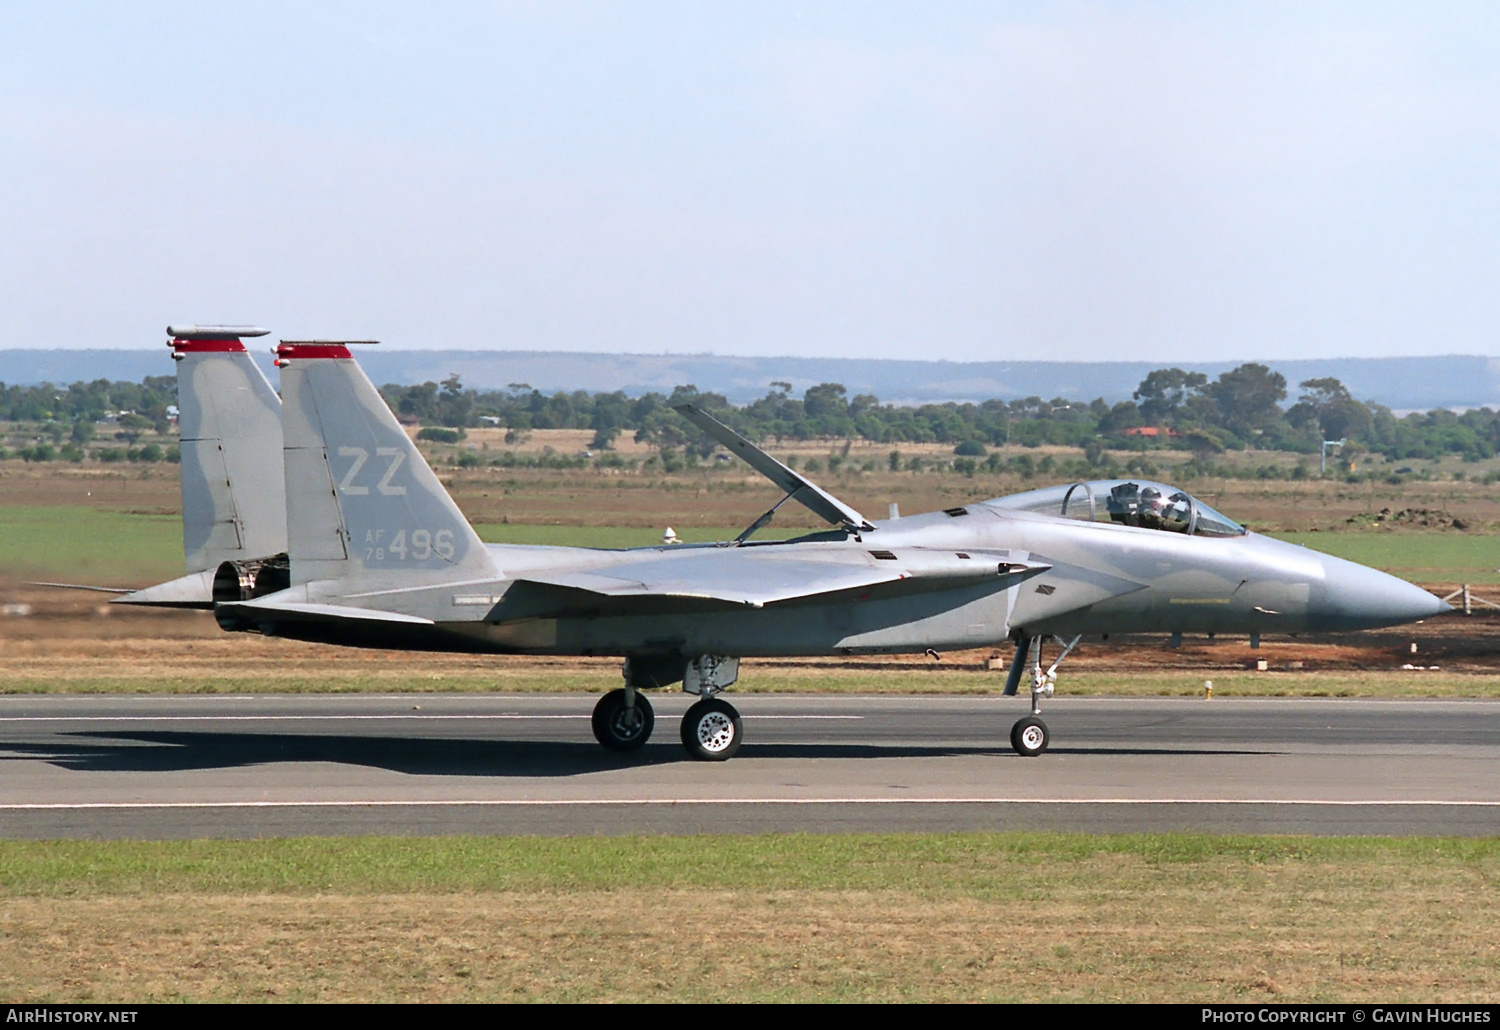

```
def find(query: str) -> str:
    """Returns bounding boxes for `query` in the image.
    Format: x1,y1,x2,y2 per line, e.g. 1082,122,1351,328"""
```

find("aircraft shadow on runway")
0,730,1269,776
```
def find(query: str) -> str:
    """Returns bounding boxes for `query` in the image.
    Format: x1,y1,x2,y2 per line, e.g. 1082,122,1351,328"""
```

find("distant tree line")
0,375,179,463
1,364,1497,467
0,376,176,428
379,363,1500,464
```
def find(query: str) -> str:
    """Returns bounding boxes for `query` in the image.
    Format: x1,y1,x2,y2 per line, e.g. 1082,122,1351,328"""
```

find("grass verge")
1270,531,1500,586
2,834,1498,1002
0,508,794,583
5,504,1500,586
0,507,182,584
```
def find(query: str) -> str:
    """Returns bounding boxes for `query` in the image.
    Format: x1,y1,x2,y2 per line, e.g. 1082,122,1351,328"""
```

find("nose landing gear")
1001,634,1079,756
1011,715,1049,756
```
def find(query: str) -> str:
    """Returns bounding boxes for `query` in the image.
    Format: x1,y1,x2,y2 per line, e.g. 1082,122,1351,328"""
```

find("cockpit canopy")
983,480,1246,538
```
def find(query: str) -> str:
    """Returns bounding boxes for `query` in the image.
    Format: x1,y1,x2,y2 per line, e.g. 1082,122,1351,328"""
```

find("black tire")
1010,715,1049,757
680,697,742,761
592,689,654,751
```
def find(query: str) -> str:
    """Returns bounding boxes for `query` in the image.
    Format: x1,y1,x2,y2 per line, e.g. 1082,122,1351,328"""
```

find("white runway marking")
0,715,589,722
2,798,1498,811
0,714,863,723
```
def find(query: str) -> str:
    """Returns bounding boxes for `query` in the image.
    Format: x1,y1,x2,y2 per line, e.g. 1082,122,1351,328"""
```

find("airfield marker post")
1320,438,1347,475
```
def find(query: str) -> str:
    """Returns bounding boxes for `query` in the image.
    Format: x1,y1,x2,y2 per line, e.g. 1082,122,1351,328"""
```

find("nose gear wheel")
1010,715,1049,757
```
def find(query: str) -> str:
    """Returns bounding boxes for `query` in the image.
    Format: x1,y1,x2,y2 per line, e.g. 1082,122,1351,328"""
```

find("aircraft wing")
502,548,1048,614
673,404,874,531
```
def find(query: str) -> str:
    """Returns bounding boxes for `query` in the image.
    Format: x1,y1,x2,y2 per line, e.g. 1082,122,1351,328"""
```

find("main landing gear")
679,654,744,761
1001,634,1080,757
594,654,745,760
592,688,654,751
681,697,743,761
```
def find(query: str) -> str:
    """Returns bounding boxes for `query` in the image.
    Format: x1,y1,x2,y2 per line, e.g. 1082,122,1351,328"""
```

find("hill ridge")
0,350,1493,411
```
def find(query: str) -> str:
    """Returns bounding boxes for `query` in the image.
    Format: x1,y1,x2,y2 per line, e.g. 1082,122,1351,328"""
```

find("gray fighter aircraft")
189,341,1451,761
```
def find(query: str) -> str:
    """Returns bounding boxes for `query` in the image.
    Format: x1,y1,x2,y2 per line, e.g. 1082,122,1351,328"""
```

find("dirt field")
7,445,1500,532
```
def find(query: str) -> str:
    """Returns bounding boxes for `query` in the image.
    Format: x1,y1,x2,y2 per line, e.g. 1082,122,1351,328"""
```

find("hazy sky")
2,2,1498,360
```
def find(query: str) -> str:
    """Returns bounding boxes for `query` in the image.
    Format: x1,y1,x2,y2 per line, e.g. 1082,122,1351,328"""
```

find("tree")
1286,377,1371,443
803,383,848,419
1209,364,1286,439
394,382,438,422
1133,369,1208,426
1096,400,1143,435
435,374,475,427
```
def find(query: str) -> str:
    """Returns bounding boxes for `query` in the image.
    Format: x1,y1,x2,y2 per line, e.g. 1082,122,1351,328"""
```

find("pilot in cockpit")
1107,482,1193,532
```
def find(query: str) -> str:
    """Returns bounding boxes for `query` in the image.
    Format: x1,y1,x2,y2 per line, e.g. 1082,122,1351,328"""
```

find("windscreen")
985,480,1245,537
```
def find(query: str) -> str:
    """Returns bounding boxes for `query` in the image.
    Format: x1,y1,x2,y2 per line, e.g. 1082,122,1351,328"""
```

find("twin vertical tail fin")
171,327,287,573
275,341,497,587
115,326,287,608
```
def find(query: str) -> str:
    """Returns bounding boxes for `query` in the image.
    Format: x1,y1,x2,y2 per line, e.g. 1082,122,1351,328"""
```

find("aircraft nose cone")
1313,556,1452,631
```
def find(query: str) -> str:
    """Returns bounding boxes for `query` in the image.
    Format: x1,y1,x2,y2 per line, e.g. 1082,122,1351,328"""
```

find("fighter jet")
41,325,288,608
199,341,1451,760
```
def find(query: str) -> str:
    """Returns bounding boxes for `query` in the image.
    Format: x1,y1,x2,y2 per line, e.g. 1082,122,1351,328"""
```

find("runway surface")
2,693,1498,838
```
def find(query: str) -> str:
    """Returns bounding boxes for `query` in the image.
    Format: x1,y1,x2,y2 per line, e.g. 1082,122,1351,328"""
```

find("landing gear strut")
1001,634,1080,757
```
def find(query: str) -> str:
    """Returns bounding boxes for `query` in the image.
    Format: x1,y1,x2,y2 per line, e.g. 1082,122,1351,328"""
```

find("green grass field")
0,507,800,583
3,504,1494,586
1274,531,1500,586
4,832,1490,894
0,506,184,583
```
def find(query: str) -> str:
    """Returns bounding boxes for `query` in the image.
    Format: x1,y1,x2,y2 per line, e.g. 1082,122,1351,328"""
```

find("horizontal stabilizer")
33,572,217,609
111,570,216,609
216,598,436,625
29,581,132,594
673,404,874,531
